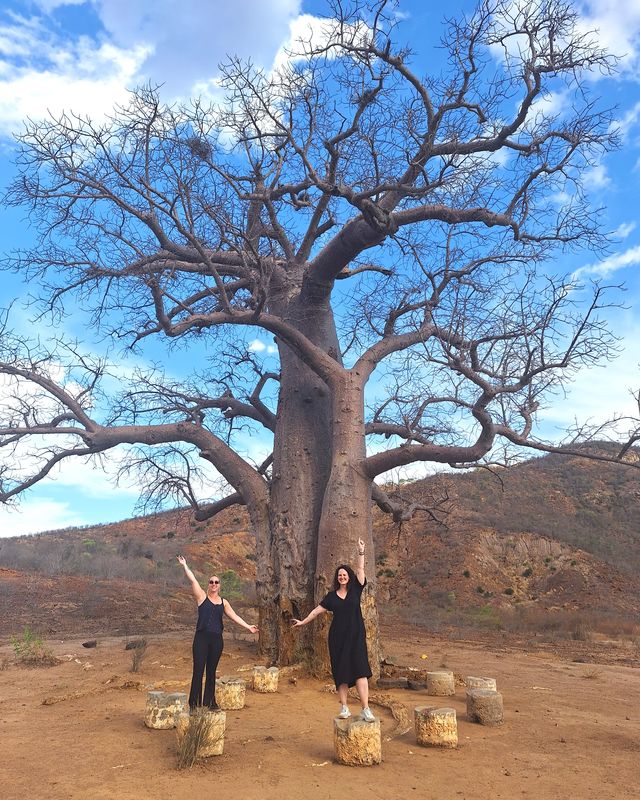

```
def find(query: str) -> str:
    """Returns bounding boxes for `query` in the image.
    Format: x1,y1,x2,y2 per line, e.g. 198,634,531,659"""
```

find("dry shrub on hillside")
497,607,640,641
0,533,178,585
399,598,639,642
401,596,504,633
11,626,60,667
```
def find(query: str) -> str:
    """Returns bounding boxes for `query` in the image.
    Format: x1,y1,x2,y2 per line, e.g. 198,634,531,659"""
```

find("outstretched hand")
248,625,259,634
177,555,187,567
291,618,303,628
358,537,365,552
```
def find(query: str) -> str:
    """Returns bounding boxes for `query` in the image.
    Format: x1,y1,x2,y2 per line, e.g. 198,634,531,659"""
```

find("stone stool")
253,666,279,693
426,670,455,696
144,691,188,729
414,706,458,748
334,716,382,766
215,676,246,710
466,689,504,726
466,676,497,691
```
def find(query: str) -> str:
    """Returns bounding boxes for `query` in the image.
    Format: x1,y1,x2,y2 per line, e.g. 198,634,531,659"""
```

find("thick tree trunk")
256,290,381,675
315,371,381,678
257,292,336,665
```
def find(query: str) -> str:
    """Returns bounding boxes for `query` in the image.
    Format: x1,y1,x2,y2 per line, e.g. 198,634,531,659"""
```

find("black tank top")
196,596,224,634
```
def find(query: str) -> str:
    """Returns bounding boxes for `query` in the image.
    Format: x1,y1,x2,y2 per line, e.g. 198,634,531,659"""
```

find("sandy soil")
1,623,638,800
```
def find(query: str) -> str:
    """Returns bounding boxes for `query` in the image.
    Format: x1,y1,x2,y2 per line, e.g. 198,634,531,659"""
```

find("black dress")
320,578,372,688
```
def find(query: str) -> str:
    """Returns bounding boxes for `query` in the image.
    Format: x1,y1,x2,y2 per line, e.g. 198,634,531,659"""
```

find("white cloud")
582,163,611,192
374,460,446,486
0,21,148,135
530,89,570,120
47,451,140,497
613,100,640,140
539,318,640,436
0,1,302,134
247,338,277,355
578,0,640,76
272,12,370,70
550,189,573,207
91,0,301,96
486,1,640,81
0,498,86,537
33,0,86,11
615,221,637,239
573,244,640,280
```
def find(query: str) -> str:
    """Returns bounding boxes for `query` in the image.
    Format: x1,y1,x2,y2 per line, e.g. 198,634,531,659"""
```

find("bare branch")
194,492,245,521
0,347,270,512
372,482,451,525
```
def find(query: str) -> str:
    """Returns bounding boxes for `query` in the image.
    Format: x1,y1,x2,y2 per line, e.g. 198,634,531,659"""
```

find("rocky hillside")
373,446,640,633
0,506,256,637
1,447,639,638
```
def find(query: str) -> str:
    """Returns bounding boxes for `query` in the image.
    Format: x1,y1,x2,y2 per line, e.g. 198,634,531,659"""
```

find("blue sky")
0,0,639,536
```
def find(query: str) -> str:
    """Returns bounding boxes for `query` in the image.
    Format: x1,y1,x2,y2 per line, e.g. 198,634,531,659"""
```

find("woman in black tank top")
177,555,259,710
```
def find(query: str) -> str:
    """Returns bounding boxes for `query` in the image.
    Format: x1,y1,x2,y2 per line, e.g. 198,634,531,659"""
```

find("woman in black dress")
291,538,374,722
177,555,258,710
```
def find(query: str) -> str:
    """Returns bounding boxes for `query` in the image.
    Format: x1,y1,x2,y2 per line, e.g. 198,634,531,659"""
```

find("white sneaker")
360,707,375,723
338,705,351,719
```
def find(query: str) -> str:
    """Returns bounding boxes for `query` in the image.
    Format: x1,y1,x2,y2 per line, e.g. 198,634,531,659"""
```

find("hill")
373,446,640,635
0,506,256,637
1,447,639,641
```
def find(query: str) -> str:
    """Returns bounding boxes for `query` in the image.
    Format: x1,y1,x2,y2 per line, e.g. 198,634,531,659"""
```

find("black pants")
189,630,224,709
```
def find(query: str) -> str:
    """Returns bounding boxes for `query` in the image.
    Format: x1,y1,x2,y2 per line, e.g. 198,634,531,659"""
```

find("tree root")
41,675,144,705
348,687,412,739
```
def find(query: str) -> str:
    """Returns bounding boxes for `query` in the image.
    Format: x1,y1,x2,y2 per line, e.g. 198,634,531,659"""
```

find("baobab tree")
0,0,637,668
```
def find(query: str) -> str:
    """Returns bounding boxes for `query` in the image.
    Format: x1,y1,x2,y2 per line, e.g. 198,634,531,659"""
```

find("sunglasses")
209,580,220,584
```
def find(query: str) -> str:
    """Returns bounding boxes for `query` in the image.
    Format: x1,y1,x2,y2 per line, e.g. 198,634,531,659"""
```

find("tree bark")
257,289,381,675
314,370,381,678
257,289,337,666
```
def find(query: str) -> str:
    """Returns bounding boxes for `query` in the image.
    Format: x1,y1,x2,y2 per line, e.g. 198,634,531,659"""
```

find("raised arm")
355,538,366,586
291,604,327,628
177,555,206,605
222,599,259,634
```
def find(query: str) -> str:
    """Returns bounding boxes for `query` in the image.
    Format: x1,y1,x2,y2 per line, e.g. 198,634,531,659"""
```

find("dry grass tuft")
130,639,148,673
176,709,218,770
571,621,592,641
11,627,60,668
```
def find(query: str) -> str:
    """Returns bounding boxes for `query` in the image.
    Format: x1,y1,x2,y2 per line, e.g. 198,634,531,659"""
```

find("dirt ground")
1,622,638,800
